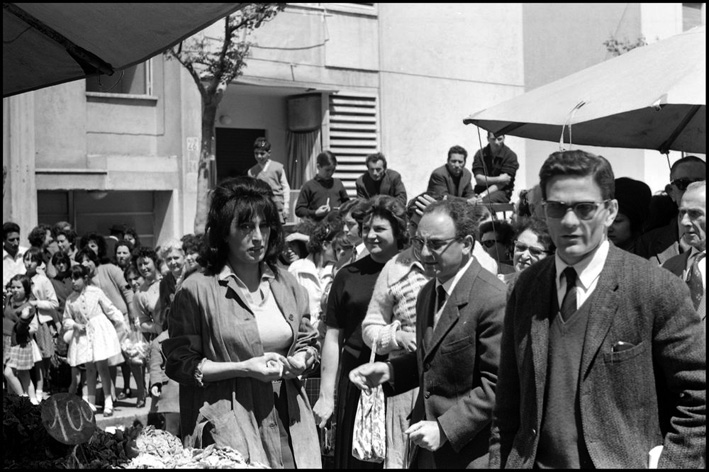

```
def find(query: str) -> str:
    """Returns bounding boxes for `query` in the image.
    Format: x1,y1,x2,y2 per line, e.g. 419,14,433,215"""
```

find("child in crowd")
248,137,291,224
63,265,125,417
23,247,60,400
4,274,42,403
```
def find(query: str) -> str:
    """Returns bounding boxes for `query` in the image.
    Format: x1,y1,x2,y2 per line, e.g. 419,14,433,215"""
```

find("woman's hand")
244,352,286,382
395,330,417,352
312,395,334,428
280,349,315,379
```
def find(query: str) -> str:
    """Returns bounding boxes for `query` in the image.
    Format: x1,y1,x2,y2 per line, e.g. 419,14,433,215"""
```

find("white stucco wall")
378,3,525,199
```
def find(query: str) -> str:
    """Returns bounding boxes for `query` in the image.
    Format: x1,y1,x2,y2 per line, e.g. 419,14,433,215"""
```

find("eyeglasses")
481,239,500,249
513,241,550,258
411,236,459,254
542,200,610,220
670,178,702,191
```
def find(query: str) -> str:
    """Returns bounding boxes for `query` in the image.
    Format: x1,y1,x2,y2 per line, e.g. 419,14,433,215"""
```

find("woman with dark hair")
79,232,111,265
313,194,407,469
134,246,163,337
608,177,652,253
287,220,338,334
162,176,321,467
123,228,141,251
113,239,134,270
499,216,555,286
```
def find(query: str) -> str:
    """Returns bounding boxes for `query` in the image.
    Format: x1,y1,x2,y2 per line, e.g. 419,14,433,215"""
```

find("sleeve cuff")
194,357,208,387
379,320,401,352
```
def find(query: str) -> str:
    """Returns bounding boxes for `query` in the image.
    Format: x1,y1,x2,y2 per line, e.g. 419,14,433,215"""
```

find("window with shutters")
327,93,379,196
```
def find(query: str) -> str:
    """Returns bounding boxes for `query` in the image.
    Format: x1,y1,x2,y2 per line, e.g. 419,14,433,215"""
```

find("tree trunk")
194,99,219,235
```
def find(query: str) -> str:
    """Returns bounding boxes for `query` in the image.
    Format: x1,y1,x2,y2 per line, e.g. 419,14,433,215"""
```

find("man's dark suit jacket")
388,258,506,468
663,250,706,327
426,165,475,199
634,221,681,265
355,169,407,206
490,245,706,469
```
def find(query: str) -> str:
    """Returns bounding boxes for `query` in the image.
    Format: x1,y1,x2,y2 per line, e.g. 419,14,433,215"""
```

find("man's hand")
415,194,437,216
314,204,331,217
348,361,390,394
405,420,448,451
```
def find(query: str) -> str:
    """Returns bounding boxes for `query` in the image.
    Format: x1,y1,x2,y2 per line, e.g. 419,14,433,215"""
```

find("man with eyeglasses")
635,155,706,264
662,181,706,321
349,198,506,468
490,150,705,469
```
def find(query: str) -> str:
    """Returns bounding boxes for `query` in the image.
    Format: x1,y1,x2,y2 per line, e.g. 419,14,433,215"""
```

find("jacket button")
288,314,295,321
531,428,537,436
424,362,430,371
424,391,431,399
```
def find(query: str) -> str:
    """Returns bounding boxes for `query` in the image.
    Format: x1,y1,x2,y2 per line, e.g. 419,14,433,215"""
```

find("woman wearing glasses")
500,216,555,286
313,194,408,469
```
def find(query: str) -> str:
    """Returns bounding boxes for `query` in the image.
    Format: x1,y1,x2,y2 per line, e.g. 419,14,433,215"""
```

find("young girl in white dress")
4,274,43,404
62,265,125,417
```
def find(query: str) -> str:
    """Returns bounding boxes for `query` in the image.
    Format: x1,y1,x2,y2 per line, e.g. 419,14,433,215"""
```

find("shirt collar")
218,261,274,287
554,239,610,290
436,255,474,297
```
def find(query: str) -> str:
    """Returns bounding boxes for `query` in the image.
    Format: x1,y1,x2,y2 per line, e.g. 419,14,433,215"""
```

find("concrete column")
2,94,38,245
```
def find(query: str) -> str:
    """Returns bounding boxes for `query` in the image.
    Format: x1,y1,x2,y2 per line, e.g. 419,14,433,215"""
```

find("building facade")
3,3,703,246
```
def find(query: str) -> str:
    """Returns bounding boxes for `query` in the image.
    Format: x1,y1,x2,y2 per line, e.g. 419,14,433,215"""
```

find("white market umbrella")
464,26,705,154
3,3,245,97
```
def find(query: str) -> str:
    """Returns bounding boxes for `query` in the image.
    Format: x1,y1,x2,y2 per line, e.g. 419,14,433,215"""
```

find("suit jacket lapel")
422,260,480,362
579,246,621,379
530,260,555,415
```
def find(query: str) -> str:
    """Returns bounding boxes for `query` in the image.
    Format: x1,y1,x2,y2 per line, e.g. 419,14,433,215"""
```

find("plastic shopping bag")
352,340,386,463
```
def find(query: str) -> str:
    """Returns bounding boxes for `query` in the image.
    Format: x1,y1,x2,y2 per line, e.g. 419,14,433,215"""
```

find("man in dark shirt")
355,152,407,207
470,132,519,203
295,150,350,221
426,145,475,199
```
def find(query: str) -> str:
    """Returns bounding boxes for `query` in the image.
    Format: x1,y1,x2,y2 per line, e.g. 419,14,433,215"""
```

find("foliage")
165,3,286,234
603,35,647,56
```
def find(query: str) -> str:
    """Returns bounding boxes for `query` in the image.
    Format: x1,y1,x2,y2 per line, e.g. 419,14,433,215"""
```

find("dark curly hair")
200,176,284,275
79,232,110,264
511,216,555,254
355,195,409,249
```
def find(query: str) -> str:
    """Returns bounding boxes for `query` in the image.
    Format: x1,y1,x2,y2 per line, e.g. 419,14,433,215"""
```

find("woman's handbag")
351,334,386,463
121,318,149,365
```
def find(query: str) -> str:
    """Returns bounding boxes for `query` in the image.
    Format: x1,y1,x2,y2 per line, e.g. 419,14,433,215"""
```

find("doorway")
215,128,265,184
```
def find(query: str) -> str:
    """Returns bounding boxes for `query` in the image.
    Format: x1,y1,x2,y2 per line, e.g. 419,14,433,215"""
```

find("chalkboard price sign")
41,393,97,445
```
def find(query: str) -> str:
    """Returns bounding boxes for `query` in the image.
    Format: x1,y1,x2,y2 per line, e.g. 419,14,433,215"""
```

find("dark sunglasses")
481,239,500,249
543,200,609,220
670,178,702,191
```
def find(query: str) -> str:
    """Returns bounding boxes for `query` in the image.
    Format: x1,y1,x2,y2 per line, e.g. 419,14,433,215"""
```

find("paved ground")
94,372,151,432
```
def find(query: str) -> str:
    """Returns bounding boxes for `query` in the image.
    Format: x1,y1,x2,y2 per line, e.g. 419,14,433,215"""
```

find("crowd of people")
2,135,706,469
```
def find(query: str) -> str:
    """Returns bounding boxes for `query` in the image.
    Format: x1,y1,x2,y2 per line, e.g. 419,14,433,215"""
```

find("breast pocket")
602,341,646,363
440,335,473,355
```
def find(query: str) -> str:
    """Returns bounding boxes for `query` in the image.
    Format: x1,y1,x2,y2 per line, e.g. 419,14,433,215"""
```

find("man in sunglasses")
491,150,705,469
349,198,506,468
635,155,706,264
